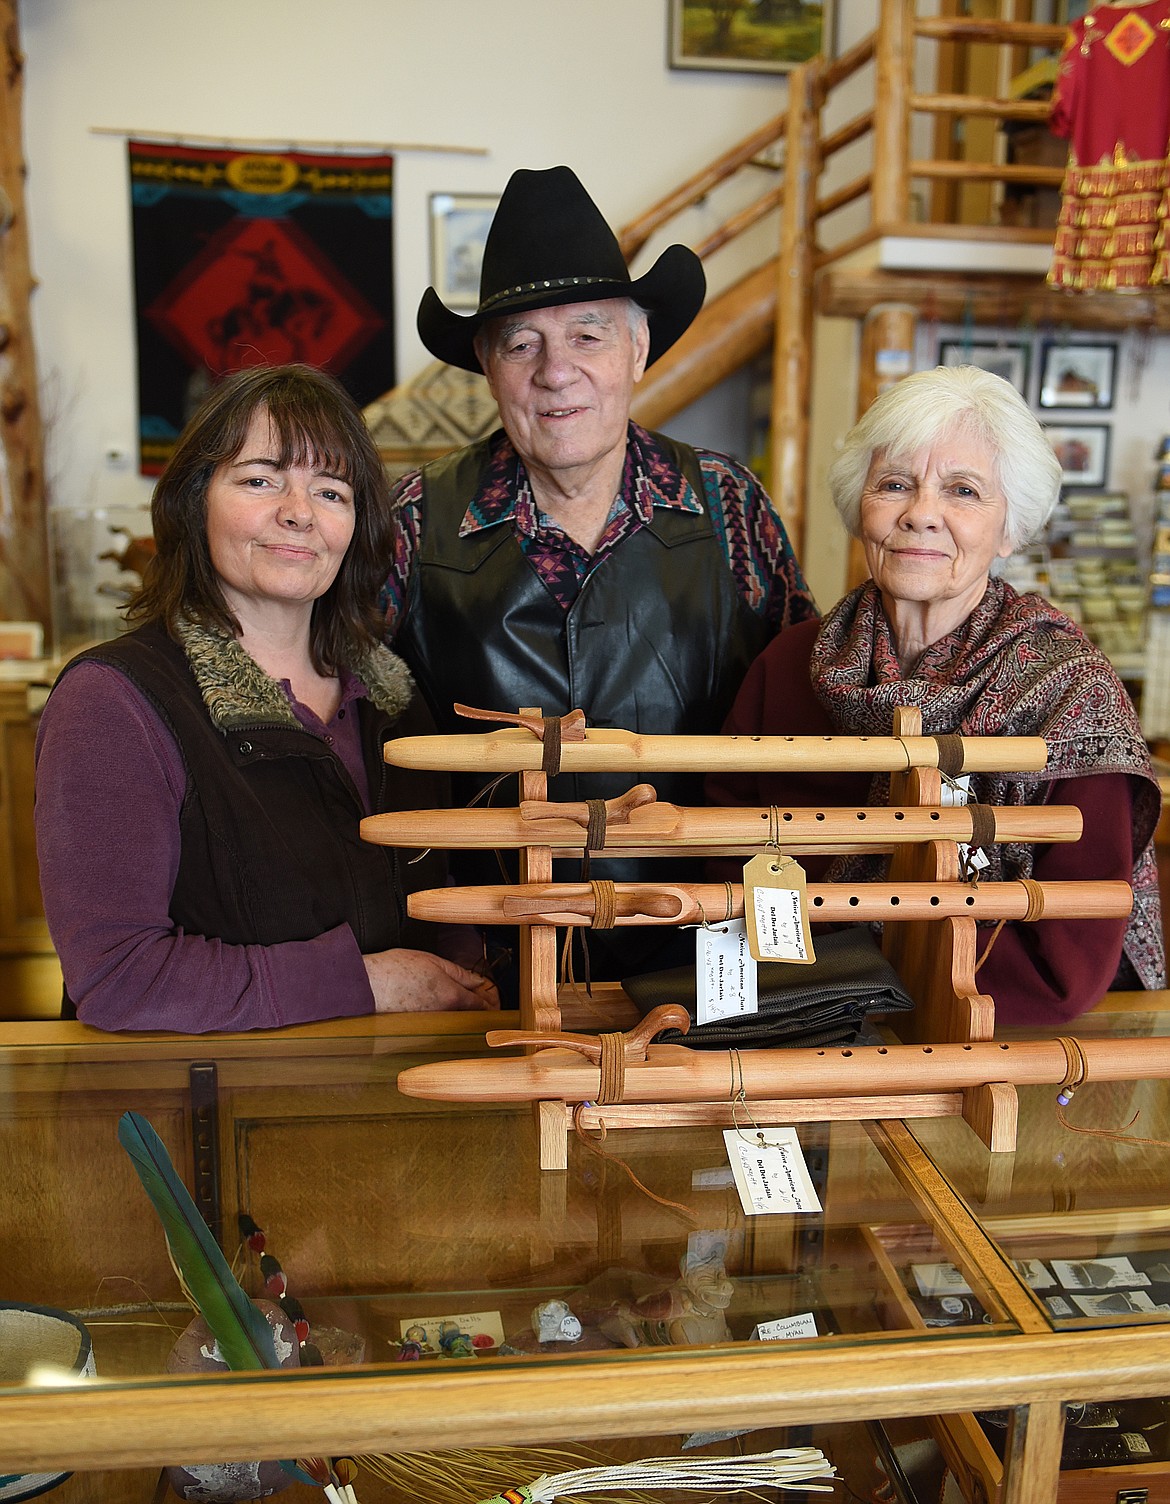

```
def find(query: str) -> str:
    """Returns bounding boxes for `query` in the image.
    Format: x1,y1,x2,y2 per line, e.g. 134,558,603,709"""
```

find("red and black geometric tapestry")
130,142,394,475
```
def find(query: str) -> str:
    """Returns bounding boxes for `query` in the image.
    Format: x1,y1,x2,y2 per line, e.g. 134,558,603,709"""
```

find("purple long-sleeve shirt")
35,660,377,1032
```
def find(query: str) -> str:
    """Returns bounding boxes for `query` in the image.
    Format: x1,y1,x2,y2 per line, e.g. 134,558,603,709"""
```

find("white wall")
28,0,1163,622
920,323,1170,549
22,0,833,519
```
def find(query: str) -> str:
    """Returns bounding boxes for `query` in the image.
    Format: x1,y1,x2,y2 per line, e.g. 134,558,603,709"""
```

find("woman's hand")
363,948,499,1013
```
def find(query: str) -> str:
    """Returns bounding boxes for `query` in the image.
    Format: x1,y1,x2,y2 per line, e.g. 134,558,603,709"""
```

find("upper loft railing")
622,4,1067,273
818,5,1067,266
612,1,1071,546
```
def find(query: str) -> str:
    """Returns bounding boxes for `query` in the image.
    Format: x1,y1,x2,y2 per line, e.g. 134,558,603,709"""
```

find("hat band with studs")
478,274,622,314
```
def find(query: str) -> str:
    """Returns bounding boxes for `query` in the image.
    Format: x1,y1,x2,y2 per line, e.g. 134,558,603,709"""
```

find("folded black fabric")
622,925,913,1049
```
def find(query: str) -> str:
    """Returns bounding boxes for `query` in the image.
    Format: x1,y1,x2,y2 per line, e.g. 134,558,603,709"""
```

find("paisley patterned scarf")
810,577,1165,989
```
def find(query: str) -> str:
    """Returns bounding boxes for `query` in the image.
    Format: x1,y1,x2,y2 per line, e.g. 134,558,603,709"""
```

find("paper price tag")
743,852,816,963
696,918,758,1025
723,1127,822,1215
754,1312,819,1341
912,1262,973,1297
940,773,991,874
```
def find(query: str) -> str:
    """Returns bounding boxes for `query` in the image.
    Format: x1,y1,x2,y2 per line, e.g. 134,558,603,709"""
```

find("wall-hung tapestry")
129,141,394,475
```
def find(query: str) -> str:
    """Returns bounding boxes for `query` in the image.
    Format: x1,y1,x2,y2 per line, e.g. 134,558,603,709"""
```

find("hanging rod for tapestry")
88,126,487,155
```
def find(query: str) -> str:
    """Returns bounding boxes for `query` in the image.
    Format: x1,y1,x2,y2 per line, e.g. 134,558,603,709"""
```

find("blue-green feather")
118,1110,279,1371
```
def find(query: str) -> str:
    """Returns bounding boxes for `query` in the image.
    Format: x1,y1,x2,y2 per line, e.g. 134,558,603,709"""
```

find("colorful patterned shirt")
380,423,817,637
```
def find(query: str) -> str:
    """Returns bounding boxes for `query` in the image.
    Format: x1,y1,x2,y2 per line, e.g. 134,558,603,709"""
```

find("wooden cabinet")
0,679,50,954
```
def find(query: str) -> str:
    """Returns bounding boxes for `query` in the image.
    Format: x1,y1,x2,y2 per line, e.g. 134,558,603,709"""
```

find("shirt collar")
277,665,367,723
457,422,705,538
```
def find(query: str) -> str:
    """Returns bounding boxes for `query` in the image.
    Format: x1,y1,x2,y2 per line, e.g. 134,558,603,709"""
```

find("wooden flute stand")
509,704,1019,1168
880,707,1016,1153
367,708,1118,1170
514,711,571,1166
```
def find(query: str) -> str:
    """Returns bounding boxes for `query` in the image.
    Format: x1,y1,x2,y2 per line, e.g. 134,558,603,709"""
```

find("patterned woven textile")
810,578,1165,990
130,141,394,474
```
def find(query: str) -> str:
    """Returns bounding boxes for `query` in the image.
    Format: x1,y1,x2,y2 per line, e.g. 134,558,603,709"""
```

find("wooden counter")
3,1007,1170,1504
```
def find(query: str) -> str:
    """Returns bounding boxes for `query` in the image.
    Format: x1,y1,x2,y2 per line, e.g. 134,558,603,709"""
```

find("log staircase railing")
617,110,789,264
368,2,1074,553
643,3,1069,541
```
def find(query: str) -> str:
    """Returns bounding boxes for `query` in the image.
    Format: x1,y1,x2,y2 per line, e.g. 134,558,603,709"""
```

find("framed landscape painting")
669,0,833,75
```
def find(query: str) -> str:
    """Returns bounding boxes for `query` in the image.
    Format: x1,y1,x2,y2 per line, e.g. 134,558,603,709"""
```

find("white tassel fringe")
521,1446,837,1502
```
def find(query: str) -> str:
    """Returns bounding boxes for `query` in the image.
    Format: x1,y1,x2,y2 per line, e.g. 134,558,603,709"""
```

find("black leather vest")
62,623,446,955
394,430,769,818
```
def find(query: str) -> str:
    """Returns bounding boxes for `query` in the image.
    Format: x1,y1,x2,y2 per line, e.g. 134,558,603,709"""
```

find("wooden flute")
405,879,1132,927
396,1032,1170,1106
381,726,1050,775
362,799,1082,853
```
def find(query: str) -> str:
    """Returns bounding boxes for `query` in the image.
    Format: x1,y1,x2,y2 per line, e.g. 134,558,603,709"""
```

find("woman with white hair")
709,365,1164,1025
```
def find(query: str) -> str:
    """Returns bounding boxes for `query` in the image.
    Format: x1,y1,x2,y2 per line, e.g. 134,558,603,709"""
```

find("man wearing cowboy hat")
380,166,815,977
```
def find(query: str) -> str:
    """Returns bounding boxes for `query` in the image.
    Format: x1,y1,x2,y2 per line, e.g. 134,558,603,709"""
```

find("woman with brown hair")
36,364,495,1031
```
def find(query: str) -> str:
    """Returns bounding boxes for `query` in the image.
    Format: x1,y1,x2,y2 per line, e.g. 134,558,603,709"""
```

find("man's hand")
363,949,499,1013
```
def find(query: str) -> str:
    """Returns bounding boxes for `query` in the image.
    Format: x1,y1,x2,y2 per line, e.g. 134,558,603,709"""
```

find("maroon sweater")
707,619,1138,1027
35,661,376,1032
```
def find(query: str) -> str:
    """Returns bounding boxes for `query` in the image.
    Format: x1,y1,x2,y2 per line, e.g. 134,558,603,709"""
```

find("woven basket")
0,1303,94,1502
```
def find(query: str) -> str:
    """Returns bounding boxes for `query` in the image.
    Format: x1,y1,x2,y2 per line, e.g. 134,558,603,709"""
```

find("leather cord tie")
598,1031,626,1104
571,1106,701,1225
586,799,608,854
975,876,1045,974
541,715,562,776
591,879,618,929
966,801,997,851
452,704,587,773
1056,1034,1087,1107
1020,875,1046,922
581,798,608,884
577,812,611,989
933,734,966,779
1052,1038,1170,1147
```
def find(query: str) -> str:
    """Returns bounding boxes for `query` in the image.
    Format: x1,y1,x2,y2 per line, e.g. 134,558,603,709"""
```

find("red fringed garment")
1048,0,1170,291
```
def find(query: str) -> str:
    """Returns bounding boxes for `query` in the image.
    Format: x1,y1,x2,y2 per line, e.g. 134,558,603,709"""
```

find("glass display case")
903,1007,1170,1502
3,1005,1170,1504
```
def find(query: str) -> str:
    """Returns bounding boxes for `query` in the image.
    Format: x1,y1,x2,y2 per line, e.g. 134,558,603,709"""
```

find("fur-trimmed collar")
174,616,415,731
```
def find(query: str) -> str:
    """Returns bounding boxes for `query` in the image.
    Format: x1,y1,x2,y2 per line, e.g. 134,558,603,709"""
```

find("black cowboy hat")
416,165,706,374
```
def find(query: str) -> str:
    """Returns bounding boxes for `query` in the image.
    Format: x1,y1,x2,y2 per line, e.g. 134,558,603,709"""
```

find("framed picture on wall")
1045,423,1111,488
429,193,498,311
938,339,1030,395
668,0,835,74
1038,341,1117,410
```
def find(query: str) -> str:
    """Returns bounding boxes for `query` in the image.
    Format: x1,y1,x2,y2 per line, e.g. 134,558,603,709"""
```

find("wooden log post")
630,261,775,434
769,58,820,552
846,302,919,591
872,0,915,228
0,1,49,630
